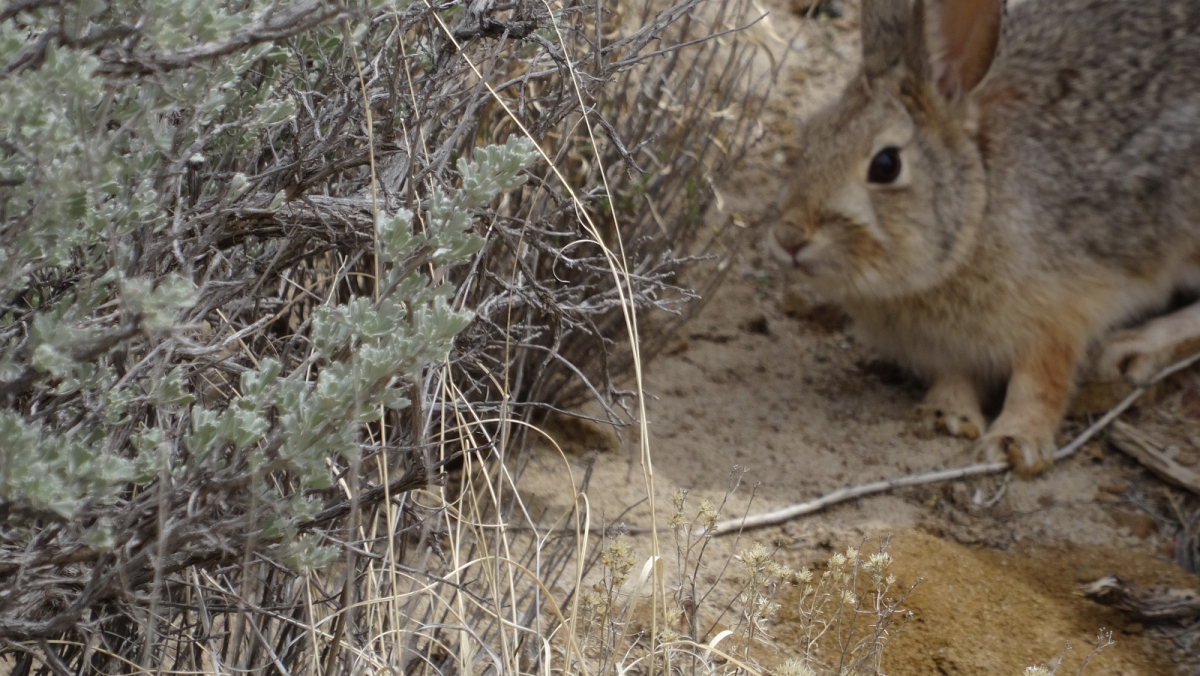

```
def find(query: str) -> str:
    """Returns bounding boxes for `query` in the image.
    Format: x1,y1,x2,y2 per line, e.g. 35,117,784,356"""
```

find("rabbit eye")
868,147,901,184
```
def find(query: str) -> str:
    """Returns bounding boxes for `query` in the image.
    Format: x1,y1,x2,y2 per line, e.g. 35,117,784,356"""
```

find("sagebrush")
0,0,768,672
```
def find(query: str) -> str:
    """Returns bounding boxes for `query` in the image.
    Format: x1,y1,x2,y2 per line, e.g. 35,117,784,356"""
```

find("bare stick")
1109,420,1200,495
710,459,1007,534
712,349,1200,535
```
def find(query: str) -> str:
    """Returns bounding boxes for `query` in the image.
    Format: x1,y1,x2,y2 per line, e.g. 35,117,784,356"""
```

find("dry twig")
1108,421,1200,495
1081,576,1200,623
714,348,1200,534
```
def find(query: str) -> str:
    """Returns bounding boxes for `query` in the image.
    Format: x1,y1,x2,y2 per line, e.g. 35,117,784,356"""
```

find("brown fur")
767,0,1200,475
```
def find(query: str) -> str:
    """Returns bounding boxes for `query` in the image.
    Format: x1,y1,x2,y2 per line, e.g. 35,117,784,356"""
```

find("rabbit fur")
768,0,1200,476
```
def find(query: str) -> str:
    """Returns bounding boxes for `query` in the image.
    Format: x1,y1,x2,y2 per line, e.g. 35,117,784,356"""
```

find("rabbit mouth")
789,257,824,277
767,232,830,278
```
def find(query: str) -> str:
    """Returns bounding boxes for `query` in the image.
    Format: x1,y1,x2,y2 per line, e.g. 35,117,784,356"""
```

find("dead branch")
1081,576,1200,623
713,348,1200,535
1109,421,1200,495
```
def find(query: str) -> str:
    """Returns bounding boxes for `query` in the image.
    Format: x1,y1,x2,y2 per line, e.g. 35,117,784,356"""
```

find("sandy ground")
520,1,1200,673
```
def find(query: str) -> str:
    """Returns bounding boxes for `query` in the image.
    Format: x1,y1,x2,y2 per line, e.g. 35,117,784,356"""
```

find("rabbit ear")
922,0,1003,98
861,0,916,77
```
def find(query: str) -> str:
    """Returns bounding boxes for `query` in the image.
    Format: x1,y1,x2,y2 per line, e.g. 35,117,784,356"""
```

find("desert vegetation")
0,0,777,671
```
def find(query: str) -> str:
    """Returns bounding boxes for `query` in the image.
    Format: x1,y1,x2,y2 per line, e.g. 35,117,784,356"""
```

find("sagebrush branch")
99,1,346,76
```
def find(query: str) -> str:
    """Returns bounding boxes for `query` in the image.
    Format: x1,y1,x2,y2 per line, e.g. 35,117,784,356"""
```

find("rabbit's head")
769,0,1003,301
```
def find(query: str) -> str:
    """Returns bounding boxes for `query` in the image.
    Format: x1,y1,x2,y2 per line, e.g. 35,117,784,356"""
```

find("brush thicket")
0,0,769,671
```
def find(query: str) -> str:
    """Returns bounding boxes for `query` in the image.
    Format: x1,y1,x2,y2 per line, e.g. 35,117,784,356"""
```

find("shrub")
0,0,765,670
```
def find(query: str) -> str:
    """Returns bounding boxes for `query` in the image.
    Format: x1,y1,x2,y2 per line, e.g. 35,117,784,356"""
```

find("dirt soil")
521,1,1200,673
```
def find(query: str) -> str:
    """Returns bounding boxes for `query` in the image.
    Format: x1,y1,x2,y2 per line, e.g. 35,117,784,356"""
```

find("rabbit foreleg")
978,333,1084,477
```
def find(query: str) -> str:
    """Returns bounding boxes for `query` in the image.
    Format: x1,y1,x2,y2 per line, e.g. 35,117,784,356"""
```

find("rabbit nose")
783,241,808,258
772,213,812,260
775,227,811,258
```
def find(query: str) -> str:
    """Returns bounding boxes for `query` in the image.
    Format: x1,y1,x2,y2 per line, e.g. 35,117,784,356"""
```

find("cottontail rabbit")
768,0,1200,476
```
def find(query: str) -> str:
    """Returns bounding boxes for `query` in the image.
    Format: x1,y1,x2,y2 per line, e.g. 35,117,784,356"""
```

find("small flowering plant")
1022,630,1115,676
783,539,917,676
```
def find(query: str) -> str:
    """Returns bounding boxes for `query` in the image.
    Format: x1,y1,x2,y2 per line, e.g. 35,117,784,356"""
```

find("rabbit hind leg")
1096,301,1200,385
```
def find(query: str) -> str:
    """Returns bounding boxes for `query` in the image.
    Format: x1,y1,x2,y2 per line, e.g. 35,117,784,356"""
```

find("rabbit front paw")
918,374,983,440
917,402,983,439
976,425,1056,478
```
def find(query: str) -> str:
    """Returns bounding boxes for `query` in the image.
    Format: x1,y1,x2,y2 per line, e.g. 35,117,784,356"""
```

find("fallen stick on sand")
1108,420,1200,495
712,349,1200,536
